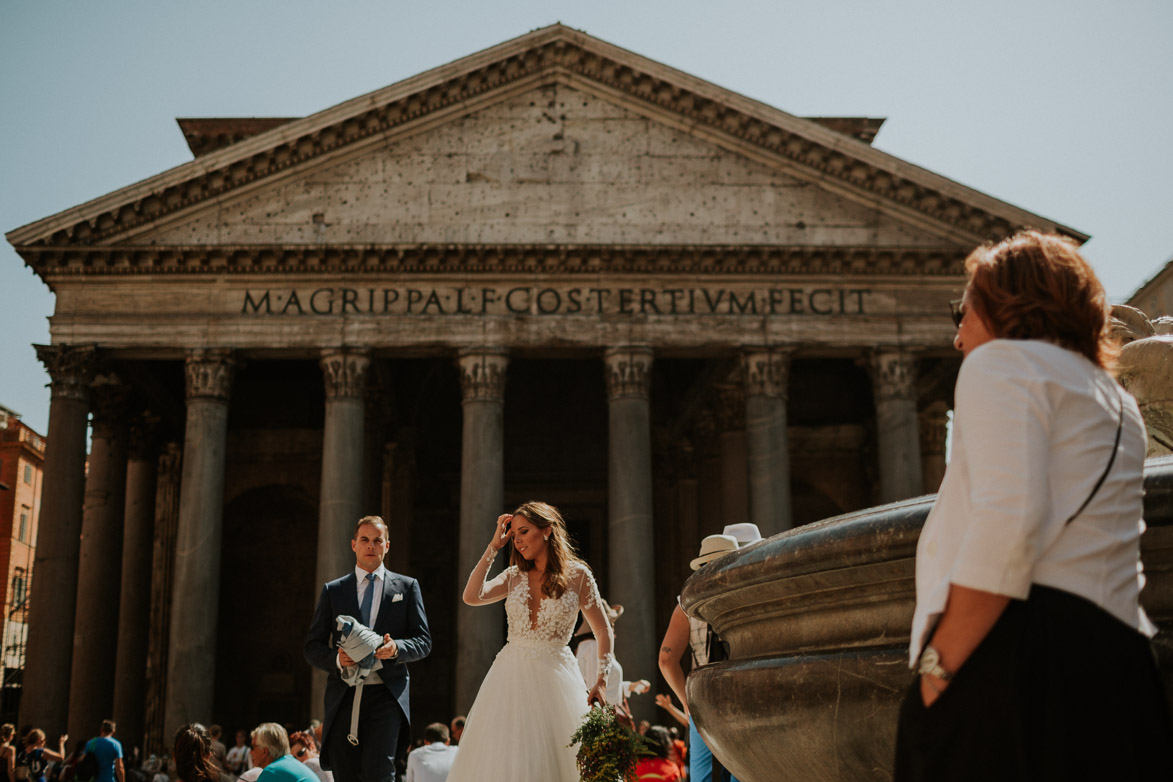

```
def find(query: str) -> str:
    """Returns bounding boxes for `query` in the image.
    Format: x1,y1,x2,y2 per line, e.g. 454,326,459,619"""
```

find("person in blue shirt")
83,721,123,782
250,725,317,782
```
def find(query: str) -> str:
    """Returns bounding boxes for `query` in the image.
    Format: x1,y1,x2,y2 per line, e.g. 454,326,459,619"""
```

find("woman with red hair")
895,232,1173,780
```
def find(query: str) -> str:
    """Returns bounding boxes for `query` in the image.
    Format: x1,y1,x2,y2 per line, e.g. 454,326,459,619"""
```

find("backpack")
75,741,99,782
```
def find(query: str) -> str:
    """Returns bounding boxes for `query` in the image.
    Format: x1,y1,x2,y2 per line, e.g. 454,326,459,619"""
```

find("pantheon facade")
7,25,1083,753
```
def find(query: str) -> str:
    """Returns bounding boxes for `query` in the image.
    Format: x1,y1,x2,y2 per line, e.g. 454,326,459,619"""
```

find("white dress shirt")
910,339,1155,665
576,638,624,705
405,743,459,782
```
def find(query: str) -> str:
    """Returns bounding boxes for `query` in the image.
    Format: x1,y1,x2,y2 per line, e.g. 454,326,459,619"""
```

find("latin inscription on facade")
242,286,871,317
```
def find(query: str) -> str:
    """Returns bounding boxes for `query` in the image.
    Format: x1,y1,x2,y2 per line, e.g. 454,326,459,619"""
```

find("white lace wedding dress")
446,558,614,782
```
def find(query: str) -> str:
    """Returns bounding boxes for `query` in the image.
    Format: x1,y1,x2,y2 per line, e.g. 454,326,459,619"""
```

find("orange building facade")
0,405,45,721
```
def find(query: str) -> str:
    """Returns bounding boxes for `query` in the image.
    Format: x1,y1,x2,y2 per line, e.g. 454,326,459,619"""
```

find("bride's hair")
509,501,584,598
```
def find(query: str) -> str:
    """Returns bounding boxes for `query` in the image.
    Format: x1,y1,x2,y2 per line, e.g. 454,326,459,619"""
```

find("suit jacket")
304,568,431,758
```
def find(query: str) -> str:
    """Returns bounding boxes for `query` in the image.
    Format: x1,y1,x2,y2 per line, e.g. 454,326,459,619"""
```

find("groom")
305,516,431,782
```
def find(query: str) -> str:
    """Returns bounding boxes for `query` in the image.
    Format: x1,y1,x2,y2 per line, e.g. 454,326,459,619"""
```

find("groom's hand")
338,649,356,667
374,634,398,659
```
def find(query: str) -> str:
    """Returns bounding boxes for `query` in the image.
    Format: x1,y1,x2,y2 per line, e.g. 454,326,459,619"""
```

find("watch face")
920,647,939,671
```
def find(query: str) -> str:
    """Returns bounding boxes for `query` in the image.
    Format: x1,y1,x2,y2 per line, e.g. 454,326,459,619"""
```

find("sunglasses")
949,299,964,329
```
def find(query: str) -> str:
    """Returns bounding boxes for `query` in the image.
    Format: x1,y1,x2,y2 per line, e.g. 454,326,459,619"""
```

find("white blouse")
909,339,1155,665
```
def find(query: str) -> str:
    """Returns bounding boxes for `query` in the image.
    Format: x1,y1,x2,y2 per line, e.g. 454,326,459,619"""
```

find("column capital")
457,348,509,403
713,383,746,433
184,350,236,402
320,349,371,400
604,346,653,400
871,350,918,402
740,348,793,399
90,376,132,440
35,343,98,402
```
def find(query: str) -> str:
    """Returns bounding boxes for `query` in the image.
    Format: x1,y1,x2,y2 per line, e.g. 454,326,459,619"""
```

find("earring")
544,536,549,541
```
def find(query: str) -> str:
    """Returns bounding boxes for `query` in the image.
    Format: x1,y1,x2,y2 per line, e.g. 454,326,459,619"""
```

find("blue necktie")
361,572,376,627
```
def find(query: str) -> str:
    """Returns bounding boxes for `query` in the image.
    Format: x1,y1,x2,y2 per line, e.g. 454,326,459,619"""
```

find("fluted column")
143,442,181,759
68,376,130,743
311,349,370,718
714,383,749,527
872,351,924,503
672,440,700,586
113,415,160,755
741,349,794,537
21,345,96,735
455,348,508,713
164,350,235,738
604,346,655,721
919,400,950,493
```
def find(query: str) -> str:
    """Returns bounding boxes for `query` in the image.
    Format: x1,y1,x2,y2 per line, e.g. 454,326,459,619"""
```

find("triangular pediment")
7,23,1084,278
124,83,953,252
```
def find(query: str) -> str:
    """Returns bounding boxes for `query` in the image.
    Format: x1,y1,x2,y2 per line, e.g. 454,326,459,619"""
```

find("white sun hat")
722,523,763,547
690,534,740,571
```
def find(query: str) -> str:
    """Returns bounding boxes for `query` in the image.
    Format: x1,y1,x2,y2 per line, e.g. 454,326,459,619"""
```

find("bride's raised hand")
490,513,513,551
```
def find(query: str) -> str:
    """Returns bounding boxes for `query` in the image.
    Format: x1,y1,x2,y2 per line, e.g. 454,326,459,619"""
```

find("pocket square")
391,592,404,602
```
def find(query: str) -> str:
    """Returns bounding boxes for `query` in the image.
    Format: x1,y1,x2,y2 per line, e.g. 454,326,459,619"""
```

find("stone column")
68,376,130,744
604,346,656,721
164,350,235,738
714,383,749,527
919,400,950,493
311,349,370,717
741,349,794,537
672,440,700,587
454,348,509,713
143,443,181,759
113,415,160,755
694,411,723,538
21,345,96,735
872,351,924,503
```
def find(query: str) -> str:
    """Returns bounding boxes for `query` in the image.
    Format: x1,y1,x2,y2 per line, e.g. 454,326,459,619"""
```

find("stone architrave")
164,350,235,738
143,442,181,759
21,344,96,735
713,382,750,528
454,348,509,713
112,414,160,754
872,350,925,503
311,349,370,718
918,400,950,493
68,376,131,744
741,349,794,537
604,345,656,722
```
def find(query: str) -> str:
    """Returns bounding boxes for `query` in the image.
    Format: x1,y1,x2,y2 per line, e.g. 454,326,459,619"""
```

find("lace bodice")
464,552,615,687
500,563,599,644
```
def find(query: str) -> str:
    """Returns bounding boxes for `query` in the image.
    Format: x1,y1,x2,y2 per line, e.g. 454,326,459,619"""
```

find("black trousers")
895,585,1173,781
326,684,402,782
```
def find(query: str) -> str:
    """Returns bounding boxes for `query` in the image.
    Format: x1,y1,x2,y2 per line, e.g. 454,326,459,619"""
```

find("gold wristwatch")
917,645,954,681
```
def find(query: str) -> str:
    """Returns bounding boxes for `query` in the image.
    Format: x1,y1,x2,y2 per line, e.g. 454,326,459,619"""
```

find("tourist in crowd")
80,721,124,782
171,725,218,782
248,725,314,782
223,733,249,779
653,694,687,729
574,601,649,716
285,734,328,782
204,731,225,775
635,726,680,782
445,719,463,749
16,730,67,782
659,533,741,782
894,231,1173,780
2,724,17,782
404,724,457,782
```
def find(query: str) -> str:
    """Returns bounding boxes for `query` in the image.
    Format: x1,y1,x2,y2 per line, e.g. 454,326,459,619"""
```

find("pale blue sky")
3,0,1171,433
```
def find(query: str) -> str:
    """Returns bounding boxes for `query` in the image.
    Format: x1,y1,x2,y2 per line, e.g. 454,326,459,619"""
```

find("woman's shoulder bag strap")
1065,388,1126,526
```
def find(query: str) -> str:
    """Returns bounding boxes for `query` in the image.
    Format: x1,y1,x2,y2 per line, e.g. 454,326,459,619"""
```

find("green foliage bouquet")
568,704,652,782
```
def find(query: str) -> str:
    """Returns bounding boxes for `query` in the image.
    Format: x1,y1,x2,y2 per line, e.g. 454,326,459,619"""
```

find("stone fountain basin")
681,456,1173,782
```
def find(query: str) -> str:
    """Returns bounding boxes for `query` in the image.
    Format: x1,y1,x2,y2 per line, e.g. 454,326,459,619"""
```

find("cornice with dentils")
6,23,1087,256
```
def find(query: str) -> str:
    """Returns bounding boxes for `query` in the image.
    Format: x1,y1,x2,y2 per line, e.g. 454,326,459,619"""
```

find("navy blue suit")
304,569,431,782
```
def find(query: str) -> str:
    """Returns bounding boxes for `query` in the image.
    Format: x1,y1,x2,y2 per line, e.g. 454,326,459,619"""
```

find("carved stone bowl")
681,456,1173,782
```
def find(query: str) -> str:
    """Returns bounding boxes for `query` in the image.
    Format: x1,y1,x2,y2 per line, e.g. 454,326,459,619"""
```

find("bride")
445,501,615,782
